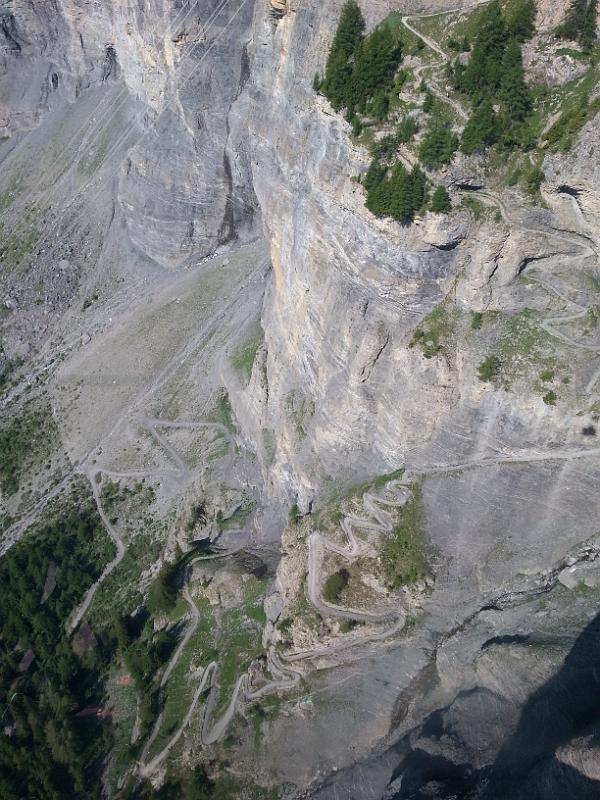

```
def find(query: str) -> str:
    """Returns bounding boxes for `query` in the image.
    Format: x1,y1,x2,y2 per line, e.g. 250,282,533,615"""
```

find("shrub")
543,390,557,405
478,354,501,381
471,311,484,330
323,569,350,603
526,166,544,195
289,503,300,524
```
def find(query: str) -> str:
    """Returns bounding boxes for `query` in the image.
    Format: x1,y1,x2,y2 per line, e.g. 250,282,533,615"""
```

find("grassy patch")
285,390,315,441
0,400,59,495
0,223,39,273
213,389,236,434
542,66,600,152
380,485,428,589
410,303,457,359
231,321,263,382
147,596,218,760
215,608,265,712
482,308,564,389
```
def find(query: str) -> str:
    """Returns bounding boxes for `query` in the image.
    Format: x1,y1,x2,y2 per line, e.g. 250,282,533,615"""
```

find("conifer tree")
419,122,459,168
581,0,598,50
462,0,507,95
322,0,365,110
556,0,588,41
506,0,536,41
352,24,402,110
499,38,531,121
431,185,451,213
461,98,499,153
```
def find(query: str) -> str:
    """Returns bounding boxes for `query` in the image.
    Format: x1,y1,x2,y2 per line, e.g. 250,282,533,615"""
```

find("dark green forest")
0,499,115,799
316,0,597,222
556,0,598,51
452,0,537,152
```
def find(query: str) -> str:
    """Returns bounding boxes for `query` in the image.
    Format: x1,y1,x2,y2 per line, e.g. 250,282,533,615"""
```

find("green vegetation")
0,401,59,495
419,122,459,169
410,303,456,358
470,311,484,330
231,322,262,381
0,224,39,273
543,389,557,406
214,590,266,713
370,116,418,159
214,390,236,434
452,0,536,153
0,496,115,800
321,0,402,120
130,768,279,800
322,568,350,603
146,560,180,615
555,0,598,52
477,309,563,388
381,486,428,588
289,502,300,525
478,354,501,382
430,185,451,214
365,161,428,222
460,99,499,154
0,357,23,394
544,67,600,152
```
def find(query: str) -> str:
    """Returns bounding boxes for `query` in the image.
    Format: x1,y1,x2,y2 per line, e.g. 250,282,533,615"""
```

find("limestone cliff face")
0,0,259,279
238,4,600,792
243,0,578,510
245,0,467,509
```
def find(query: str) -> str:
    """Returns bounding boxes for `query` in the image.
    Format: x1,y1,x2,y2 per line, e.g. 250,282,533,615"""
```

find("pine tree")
462,0,508,95
419,122,459,168
322,0,365,109
370,88,389,121
431,185,451,213
499,38,531,121
423,89,434,112
506,0,536,42
352,24,402,110
556,0,588,41
461,98,499,153
581,0,598,50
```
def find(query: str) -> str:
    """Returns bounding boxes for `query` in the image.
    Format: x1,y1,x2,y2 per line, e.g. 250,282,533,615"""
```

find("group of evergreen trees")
320,0,403,121
556,0,598,52
364,160,428,222
0,501,115,800
453,0,536,154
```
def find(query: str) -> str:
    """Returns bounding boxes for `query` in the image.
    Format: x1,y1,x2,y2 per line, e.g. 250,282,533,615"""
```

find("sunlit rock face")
0,0,260,281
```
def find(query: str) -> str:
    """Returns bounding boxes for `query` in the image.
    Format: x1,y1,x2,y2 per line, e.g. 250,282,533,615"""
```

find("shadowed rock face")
379,611,600,799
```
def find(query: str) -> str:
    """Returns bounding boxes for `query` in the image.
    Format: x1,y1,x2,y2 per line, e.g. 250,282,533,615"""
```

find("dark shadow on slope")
388,611,600,799
480,610,600,799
